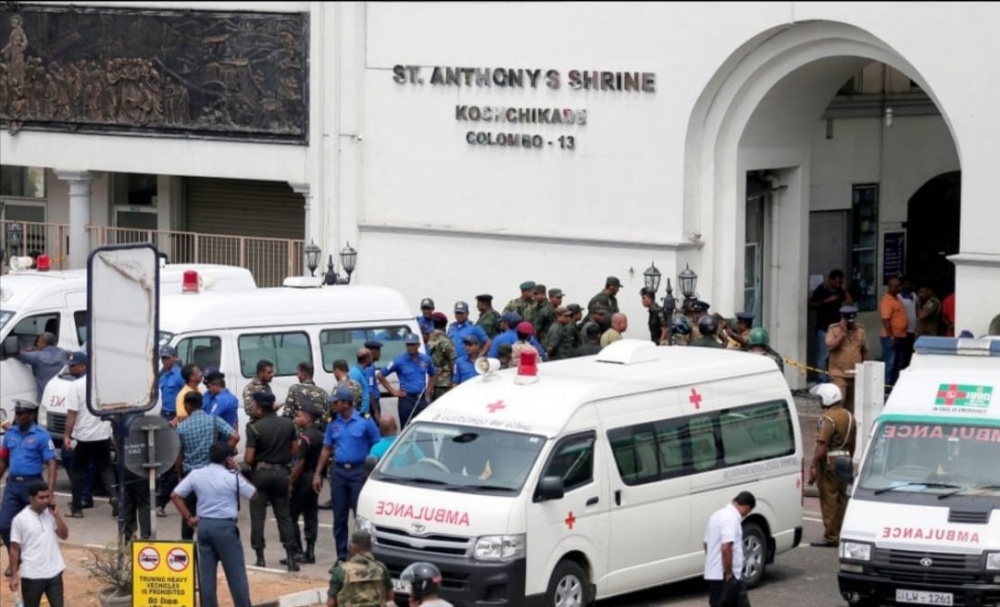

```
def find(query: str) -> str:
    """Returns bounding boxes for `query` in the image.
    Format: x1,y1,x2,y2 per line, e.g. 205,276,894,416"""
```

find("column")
54,170,94,269
289,181,314,276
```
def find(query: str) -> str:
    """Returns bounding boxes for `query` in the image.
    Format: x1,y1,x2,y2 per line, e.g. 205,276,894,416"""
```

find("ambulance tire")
741,521,768,588
545,559,592,607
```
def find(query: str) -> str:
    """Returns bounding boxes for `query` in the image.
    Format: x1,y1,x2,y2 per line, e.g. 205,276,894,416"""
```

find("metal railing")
0,220,68,268
1,220,304,287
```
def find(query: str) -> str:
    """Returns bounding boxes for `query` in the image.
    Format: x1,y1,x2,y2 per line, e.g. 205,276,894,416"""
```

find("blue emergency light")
914,335,1000,357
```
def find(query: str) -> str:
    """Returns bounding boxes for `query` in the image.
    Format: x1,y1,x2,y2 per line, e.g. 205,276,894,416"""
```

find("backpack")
337,556,387,607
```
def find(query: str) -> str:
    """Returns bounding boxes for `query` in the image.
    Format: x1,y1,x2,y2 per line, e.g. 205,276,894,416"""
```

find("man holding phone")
703,491,756,607
8,480,69,607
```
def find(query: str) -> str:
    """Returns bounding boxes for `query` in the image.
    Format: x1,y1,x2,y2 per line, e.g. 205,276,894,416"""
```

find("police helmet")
400,561,442,600
671,315,691,335
697,314,718,336
748,327,770,348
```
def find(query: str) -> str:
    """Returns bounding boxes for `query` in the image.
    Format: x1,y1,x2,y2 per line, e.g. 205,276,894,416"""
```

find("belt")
256,462,289,470
403,392,424,398
334,461,364,470
10,474,43,482
827,450,850,458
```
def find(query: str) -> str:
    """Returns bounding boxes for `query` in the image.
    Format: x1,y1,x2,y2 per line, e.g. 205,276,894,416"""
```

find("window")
851,184,879,312
238,331,311,377
1,165,46,199
543,433,595,493
176,336,222,371
10,312,60,350
319,326,412,372
73,311,88,346
607,400,795,486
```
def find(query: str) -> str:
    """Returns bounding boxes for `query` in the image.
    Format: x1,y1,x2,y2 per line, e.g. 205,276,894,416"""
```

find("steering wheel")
415,458,450,474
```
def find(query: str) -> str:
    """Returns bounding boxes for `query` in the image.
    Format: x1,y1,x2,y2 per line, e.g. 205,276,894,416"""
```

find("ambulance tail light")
514,350,538,385
181,270,199,293
36,254,51,272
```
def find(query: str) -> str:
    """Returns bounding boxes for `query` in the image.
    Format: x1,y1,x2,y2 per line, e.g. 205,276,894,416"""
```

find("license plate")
392,578,411,594
896,589,953,605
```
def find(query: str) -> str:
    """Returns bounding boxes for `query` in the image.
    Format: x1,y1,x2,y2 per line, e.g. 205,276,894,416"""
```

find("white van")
357,339,804,606
0,262,257,418
838,335,1000,607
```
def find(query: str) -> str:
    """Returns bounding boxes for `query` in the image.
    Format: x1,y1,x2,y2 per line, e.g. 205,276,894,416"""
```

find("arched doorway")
683,21,962,385
906,171,961,294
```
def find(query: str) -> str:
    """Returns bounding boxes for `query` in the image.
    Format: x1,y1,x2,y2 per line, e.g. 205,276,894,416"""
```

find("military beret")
516,321,535,336
420,298,435,309
454,301,470,313
475,294,493,302
548,288,564,298
532,284,547,294
606,276,622,287
736,312,755,322
13,399,40,413
519,281,536,291
299,401,322,418
567,303,583,314
364,340,383,349
404,333,421,345
252,392,276,406
431,311,448,324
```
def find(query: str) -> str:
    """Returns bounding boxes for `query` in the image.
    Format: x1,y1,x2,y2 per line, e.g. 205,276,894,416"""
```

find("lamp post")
6,222,24,259
644,262,677,345
304,240,321,277
317,242,360,286
677,263,698,312
339,242,357,284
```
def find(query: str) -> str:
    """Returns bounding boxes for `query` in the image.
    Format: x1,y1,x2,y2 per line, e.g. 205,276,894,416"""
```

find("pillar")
289,181,314,276
54,170,95,269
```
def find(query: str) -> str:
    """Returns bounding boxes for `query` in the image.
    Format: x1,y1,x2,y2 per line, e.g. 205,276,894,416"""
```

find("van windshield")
0,310,14,333
372,422,547,494
859,420,1000,496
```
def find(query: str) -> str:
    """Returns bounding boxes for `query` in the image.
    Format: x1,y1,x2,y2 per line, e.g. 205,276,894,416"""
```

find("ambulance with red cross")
356,339,804,606
839,335,1000,607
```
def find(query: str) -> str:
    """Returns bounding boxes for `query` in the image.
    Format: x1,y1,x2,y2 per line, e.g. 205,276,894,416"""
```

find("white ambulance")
839,335,1000,607
0,259,257,437
357,339,804,606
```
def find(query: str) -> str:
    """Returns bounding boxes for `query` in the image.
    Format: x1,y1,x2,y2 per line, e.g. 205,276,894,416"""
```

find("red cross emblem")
564,512,576,530
689,388,703,410
487,400,506,413
936,384,966,406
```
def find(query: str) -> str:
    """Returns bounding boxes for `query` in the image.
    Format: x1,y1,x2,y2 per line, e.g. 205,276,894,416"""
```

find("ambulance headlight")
474,534,526,562
986,552,1000,570
840,541,872,562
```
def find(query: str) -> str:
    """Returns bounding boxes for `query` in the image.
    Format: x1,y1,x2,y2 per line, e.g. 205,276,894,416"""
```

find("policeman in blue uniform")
363,340,384,421
312,386,381,563
447,301,490,353
0,399,58,576
416,298,436,336
377,333,437,428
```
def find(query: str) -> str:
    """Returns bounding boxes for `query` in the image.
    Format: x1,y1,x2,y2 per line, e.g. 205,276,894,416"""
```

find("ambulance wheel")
546,559,591,607
741,521,767,588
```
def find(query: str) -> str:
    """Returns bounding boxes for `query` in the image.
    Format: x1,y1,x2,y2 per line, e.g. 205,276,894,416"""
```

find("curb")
254,587,327,607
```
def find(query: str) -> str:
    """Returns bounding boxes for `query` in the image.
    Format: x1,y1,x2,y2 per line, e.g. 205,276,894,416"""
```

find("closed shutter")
183,177,305,286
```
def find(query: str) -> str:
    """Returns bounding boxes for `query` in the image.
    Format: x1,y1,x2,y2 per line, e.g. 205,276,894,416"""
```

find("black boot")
284,548,301,572
280,544,303,566
300,541,316,564
254,549,265,568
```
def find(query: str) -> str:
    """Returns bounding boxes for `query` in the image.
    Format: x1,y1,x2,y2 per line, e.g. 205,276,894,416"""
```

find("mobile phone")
48,503,56,511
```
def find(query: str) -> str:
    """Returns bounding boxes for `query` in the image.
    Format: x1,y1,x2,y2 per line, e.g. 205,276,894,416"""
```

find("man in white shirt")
8,480,69,607
61,351,118,518
703,491,756,607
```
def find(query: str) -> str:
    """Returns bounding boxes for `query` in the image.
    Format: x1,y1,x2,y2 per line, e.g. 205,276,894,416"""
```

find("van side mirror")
2,335,19,359
535,476,565,502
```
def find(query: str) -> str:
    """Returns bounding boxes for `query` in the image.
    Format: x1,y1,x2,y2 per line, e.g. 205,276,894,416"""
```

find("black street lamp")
7,221,24,257
304,240,322,276
643,262,661,294
340,242,357,284
678,263,698,311
644,262,678,345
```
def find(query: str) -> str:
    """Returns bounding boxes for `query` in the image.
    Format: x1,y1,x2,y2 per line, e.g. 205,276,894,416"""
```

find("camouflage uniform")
328,552,392,607
242,378,273,417
282,379,330,431
477,308,502,338
428,330,457,399
587,291,619,316
503,297,535,320
545,322,577,360
336,376,365,411
533,300,556,338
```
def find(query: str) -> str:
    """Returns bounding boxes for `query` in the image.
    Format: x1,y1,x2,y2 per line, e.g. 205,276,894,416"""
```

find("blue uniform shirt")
487,330,549,361
349,364,370,414
1,424,57,476
381,352,436,394
447,321,489,352
416,316,434,335
159,365,184,413
454,354,479,385
323,410,381,465
205,389,240,430
174,463,256,520
364,366,380,404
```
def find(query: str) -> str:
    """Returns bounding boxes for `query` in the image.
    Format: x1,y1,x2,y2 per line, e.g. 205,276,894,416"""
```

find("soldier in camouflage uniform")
580,306,609,340
545,307,577,360
475,294,502,338
428,312,458,400
332,359,365,412
242,359,275,423
503,281,537,319
532,285,559,338
588,276,622,317
568,303,584,333
327,530,392,607
283,361,329,431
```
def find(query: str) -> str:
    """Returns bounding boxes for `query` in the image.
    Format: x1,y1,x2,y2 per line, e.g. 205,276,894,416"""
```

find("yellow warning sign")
132,540,196,606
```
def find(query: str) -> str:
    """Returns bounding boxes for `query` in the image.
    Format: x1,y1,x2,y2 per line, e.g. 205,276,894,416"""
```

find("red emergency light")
36,254,51,272
181,270,199,293
514,349,539,385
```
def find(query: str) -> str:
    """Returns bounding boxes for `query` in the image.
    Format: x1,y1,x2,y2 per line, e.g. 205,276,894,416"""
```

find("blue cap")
420,298,435,309
69,350,87,365
404,333,421,345
252,392,276,406
364,340,383,349
331,385,355,402
159,345,177,358
501,312,522,325
454,301,470,313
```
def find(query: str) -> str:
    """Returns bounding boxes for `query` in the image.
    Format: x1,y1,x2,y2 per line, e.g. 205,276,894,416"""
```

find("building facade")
2,2,999,383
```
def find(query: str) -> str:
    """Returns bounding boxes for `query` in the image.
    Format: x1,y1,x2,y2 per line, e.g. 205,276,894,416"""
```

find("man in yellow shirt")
173,365,203,425
600,313,628,348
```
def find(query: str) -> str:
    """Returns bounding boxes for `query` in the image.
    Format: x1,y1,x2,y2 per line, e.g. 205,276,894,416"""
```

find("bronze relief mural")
0,5,308,142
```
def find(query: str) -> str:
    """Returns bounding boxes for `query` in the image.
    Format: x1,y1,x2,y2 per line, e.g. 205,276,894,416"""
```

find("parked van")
838,335,1000,607
0,262,257,418
356,339,804,606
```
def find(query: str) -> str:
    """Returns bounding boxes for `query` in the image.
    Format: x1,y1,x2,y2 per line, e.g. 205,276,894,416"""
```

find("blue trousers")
61,448,95,504
398,393,429,428
197,518,252,607
332,466,366,561
0,476,39,546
